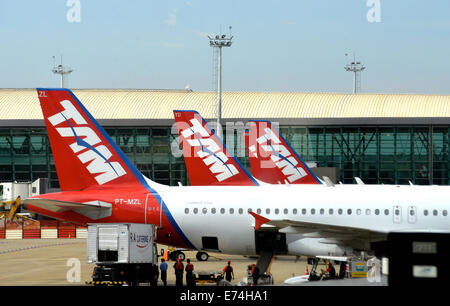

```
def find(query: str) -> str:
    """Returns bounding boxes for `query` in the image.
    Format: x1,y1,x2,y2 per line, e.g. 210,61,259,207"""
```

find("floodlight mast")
344,54,365,94
52,55,73,88
208,32,233,139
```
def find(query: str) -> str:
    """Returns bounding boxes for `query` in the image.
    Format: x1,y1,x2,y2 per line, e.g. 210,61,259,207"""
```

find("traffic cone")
305,266,309,275
163,250,169,261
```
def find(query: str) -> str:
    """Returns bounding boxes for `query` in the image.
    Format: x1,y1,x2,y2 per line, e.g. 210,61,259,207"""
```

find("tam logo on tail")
179,118,239,182
48,99,126,185
252,127,307,183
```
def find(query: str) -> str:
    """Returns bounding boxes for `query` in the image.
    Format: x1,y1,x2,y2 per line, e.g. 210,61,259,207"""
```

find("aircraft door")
255,230,287,255
145,193,150,224
393,205,402,224
145,193,162,227
407,206,417,224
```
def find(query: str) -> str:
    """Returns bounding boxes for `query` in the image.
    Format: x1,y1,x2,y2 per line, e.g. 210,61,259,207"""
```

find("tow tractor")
307,256,350,281
283,256,351,284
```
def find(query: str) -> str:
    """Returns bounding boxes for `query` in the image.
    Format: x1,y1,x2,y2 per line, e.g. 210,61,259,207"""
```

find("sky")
0,0,449,94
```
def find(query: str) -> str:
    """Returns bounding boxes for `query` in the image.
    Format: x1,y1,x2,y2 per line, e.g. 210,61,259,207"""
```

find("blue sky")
0,0,449,94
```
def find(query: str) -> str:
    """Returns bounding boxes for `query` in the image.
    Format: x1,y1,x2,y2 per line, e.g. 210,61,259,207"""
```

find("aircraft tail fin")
36,88,149,191
173,110,258,186
246,120,321,185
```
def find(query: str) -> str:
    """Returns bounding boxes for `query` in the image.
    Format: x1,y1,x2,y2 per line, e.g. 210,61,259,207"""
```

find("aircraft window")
338,209,343,215
320,208,325,215
284,208,289,215
202,208,208,214
257,209,262,214
193,208,198,214
347,209,352,215
248,208,252,213
410,209,415,216
424,210,428,216
433,210,438,216
395,209,400,216
220,208,225,214
293,209,298,215
384,209,389,216
266,208,271,214
302,208,307,215
230,208,234,214
329,209,334,215
311,209,316,215
275,209,279,215
366,209,371,216
211,208,216,214
375,209,380,215
185,208,189,214
444,210,448,217
238,208,243,215
356,209,362,215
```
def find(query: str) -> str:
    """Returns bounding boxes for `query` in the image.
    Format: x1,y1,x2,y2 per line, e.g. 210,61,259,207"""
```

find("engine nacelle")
287,237,353,257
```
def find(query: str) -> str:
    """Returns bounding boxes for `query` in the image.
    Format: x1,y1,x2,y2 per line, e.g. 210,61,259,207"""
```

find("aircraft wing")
249,211,386,250
267,218,386,241
25,198,112,220
269,219,450,236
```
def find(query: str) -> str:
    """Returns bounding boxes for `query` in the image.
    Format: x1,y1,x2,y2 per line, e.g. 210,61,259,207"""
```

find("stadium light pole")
344,54,365,94
52,55,73,88
208,32,233,139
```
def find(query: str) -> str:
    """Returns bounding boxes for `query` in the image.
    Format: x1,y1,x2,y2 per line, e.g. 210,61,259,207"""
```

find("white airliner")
26,89,450,261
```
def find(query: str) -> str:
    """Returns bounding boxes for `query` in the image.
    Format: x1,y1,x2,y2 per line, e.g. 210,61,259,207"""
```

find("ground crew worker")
160,258,168,286
185,259,195,286
173,258,184,287
326,262,336,279
223,261,234,282
251,264,260,285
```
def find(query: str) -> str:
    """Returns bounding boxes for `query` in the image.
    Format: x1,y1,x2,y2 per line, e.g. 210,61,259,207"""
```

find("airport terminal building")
1,88,450,188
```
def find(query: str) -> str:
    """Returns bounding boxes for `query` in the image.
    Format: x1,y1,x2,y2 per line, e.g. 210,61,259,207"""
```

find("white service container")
87,223,157,264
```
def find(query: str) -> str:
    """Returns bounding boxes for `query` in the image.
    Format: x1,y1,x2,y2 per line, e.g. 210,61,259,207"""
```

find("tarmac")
0,239,387,286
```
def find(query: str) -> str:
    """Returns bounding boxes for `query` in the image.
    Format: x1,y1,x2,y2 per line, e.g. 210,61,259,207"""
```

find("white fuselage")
157,183,450,256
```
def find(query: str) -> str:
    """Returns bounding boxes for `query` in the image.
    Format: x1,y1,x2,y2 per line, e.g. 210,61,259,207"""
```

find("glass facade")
0,125,448,188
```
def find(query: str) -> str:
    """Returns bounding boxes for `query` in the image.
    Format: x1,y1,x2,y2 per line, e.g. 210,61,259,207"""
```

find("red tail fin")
37,88,146,191
173,110,258,186
246,120,321,185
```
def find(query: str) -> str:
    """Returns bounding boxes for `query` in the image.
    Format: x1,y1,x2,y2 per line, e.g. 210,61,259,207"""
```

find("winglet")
355,177,365,185
249,211,271,230
322,176,335,187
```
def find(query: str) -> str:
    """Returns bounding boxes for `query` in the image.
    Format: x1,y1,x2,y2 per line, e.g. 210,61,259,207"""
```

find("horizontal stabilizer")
25,198,112,220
